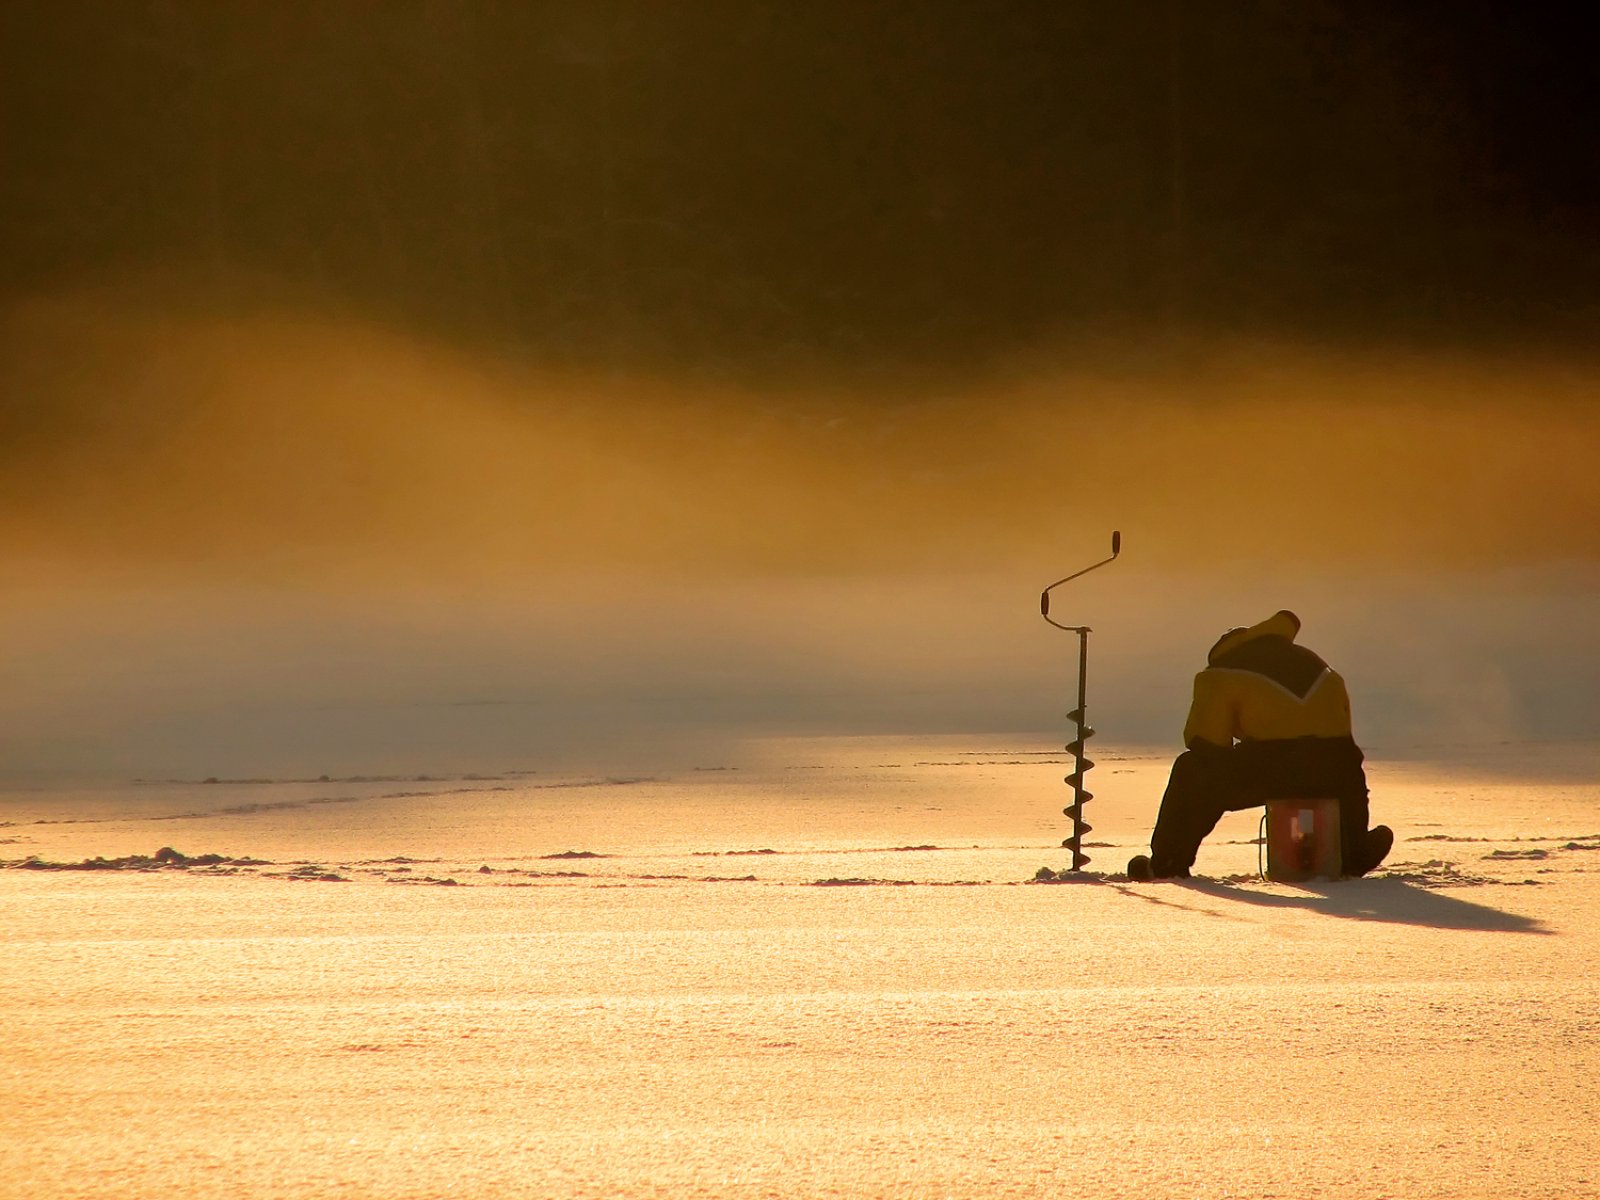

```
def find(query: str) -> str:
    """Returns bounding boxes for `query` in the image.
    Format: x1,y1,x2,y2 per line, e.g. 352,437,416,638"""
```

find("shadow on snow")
1175,876,1549,934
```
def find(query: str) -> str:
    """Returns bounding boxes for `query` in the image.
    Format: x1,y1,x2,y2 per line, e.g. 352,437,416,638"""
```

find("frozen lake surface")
4,736,1598,1198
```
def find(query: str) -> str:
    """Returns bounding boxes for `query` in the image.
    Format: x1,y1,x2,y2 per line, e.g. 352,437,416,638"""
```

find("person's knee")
1167,744,1234,802
1170,744,1225,783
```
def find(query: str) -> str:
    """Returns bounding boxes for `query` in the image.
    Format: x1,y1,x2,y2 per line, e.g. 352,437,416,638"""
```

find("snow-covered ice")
3,736,1597,1198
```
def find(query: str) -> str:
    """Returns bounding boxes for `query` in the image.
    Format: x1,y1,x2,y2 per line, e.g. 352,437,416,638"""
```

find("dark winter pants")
1149,736,1372,877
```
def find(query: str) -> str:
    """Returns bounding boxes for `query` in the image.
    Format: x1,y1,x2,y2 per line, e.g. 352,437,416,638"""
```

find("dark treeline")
3,1,1596,375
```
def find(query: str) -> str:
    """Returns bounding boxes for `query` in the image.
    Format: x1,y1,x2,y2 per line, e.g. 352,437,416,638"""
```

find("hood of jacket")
1206,610,1302,666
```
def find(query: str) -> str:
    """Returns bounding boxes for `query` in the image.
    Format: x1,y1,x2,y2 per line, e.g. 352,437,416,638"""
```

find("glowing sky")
1,5,1595,777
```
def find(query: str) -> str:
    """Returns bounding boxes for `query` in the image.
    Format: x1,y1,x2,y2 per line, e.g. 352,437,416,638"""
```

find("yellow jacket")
1182,610,1353,749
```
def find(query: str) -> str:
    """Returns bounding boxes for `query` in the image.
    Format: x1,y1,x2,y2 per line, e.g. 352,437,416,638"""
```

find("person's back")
1184,611,1352,748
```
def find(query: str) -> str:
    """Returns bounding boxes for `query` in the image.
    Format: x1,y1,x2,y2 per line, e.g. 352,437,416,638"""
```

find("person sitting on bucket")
1128,610,1393,880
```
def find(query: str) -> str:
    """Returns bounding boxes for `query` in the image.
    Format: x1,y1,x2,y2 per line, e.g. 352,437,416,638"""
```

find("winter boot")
1350,825,1394,877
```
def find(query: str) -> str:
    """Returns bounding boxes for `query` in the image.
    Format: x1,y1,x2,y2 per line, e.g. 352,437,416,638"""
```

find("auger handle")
1040,530,1121,626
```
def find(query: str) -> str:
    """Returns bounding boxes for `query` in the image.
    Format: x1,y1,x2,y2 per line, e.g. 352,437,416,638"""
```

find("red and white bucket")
1264,798,1342,882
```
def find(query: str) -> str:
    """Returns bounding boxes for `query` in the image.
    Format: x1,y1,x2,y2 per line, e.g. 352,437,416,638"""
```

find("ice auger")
1039,531,1121,870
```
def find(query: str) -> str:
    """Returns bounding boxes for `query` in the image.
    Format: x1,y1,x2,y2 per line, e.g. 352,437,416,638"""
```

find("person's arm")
1182,669,1236,749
